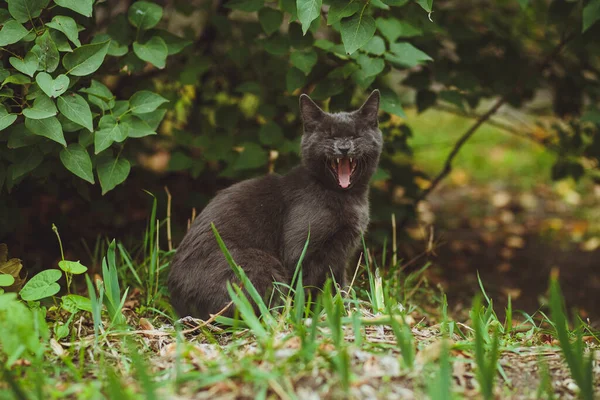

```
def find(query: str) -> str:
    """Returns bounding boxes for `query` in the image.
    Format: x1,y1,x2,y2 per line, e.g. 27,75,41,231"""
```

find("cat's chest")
282,192,369,259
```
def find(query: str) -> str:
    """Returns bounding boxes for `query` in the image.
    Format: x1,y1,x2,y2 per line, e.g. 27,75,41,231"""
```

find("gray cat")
168,90,383,319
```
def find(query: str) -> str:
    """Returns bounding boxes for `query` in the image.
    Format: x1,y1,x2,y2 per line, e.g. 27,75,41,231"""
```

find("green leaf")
10,147,43,179
583,0,600,33
57,114,81,132
356,53,384,77
133,36,167,69
0,274,15,287
260,33,290,55
61,294,92,313
54,0,93,17
439,90,465,111
94,115,125,154
581,109,600,123
35,72,69,98
49,30,72,52
311,78,345,100
382,0,409,5
289,21,313,49
297,0,322,34
0,9,10,24
8,53,37,78
32,30,59,73
168,151,193,171
63,40,110,76
2,73,30,85
235,81,262,95
19,269,62,301
120,115,156,138
415,0,433,13
129,90,168,114
286,67,306,92
59,144,94,183
340,13,376,55
361,35,385,55
128,1,163,30
7,0,48,23
352,68,376,89
46,15,81,47
280,0,298,20
370,0,389,10
258,7,283,35
0,105,18,131
22,94,57,119
112,100,129,117
376,18,422,42
327,0,359,25
155,30,192,55
97,154,131,195
225,0,264,12
25,116,66,146
314,38,334,50
135,109,166,131
386,42,432,68
517,0,529,8
91,33,127,57
0,19,29,46
290,49,317,74
233,142,268,170
259,121,284,146
57,93,93,132
7,123,41,148
80,79,115,111
380,88,406,118
58,260,88,274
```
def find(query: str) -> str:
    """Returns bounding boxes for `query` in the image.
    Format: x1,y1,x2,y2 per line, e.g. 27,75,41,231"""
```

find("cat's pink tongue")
337,158,351,188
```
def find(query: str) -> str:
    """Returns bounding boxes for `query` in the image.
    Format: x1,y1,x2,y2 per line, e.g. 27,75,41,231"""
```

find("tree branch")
431,104,547,147
411,32,575,206
415,97,507,204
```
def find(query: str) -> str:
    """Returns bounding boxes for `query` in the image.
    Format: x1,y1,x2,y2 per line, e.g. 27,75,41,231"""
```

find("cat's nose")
336,143,351,155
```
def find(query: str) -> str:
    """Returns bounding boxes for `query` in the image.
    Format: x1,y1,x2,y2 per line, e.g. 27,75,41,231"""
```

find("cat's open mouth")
329,157,358,189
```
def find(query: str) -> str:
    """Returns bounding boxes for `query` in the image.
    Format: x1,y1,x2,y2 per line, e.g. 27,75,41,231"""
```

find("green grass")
0,213,598,399
406,109,556,189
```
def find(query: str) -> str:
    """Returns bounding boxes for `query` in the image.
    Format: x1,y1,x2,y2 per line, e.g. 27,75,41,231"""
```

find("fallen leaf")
581,237,600,252
506,236,525,248
139,318,154,331
492,191,511,208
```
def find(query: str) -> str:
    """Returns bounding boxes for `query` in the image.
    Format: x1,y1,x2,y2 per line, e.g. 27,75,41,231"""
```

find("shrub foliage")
0,0,600,236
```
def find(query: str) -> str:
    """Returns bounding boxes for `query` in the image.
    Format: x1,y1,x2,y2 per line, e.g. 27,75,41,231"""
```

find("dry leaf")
139,318,155,331
0,245,26,291
492,191,511,208
50,338,65,357
581,237,600,252
506,236,525,248
416,339,454,364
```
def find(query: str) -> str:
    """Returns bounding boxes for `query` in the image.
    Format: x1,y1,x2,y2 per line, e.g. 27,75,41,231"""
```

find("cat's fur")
168,90,383,319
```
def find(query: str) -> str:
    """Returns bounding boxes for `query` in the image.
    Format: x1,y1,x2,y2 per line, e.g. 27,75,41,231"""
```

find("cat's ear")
299,94,325,126
357,89,380,127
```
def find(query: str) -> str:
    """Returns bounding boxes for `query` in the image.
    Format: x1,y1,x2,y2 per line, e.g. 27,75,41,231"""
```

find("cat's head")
299,90,383,191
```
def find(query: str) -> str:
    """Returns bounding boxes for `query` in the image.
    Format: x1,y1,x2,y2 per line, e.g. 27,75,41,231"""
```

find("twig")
164,186,173,251
179,300,233,335
432,104,546,146
416,97,507,204
346,252,363,299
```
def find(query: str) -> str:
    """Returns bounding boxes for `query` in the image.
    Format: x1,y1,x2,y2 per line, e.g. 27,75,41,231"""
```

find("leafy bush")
2,0,600,242
0,0,187,194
